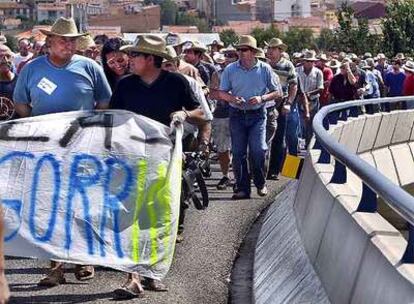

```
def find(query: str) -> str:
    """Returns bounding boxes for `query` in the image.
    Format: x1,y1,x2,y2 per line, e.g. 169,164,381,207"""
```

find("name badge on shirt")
37,77,57,95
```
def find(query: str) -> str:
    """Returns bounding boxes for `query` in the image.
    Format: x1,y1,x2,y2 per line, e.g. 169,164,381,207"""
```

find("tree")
250,25,282,48
5,35,18,52
332,3,380,54
382,0,414,57
160,0,177,25
282,28,316,52
317,28,337,51
219,29,239,47
176,13,210,33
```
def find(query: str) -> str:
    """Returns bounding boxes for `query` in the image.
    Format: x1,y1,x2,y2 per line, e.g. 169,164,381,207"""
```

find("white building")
257,0,311,21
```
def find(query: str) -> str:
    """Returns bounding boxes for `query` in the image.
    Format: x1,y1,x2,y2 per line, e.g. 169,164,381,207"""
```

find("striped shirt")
296,66,324,96
270,57,297,95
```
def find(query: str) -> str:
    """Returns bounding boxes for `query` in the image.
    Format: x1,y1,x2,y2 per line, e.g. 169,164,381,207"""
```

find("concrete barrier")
291,110,414,303
374,112,399,149
358,113,382,153
253,107,414,303
392,110,414,144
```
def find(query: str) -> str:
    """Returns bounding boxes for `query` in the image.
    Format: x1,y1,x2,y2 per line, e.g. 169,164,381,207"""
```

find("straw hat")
302,50,318,61
363,52,372,59
182,40,207,53
120,34,170,59
266,38,287,51
292,52,303,60
366,57,375,68
77,34,96,52
163,45,181,64
376,53,386,60
318,53,329,61
165,32,183,47
221,44,237,54
327,59,340,69
213,52,226,64
208,40,224,49
403,60,414,73
235,35,260,52
255,48,267,60
347,53,358,61
40,17,87,38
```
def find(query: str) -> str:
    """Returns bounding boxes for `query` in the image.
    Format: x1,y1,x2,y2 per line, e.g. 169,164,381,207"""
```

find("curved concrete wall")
294,110,414,304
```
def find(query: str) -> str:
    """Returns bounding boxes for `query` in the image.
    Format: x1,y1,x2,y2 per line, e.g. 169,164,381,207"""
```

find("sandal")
74,265,95,281
38,269,66,287
114,280,145,299
143,278,168,292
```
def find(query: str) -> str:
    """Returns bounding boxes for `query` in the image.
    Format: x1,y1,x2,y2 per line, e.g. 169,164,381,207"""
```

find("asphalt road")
6,165,289,304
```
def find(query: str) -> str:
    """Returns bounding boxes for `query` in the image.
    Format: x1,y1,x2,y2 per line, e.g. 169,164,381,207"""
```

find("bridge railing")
312,96,414,263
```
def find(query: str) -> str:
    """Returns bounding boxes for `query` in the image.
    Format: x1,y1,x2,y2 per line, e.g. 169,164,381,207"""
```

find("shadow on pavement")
6,268,50,275
9,292,116,304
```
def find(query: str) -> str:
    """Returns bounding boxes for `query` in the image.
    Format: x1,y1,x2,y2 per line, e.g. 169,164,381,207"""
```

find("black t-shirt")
110,71,199,126
329,74,357,102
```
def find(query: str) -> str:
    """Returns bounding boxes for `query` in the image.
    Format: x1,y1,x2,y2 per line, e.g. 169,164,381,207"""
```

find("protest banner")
0,110,183,280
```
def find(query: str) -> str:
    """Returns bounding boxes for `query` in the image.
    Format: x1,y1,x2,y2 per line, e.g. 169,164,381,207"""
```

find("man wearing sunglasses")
111,35,205,128
215,35,282,200
110,35,205,299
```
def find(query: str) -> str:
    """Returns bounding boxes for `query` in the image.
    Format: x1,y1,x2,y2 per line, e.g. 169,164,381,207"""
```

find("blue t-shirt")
385,71,406,97
14,55,112,116
220,60,281,110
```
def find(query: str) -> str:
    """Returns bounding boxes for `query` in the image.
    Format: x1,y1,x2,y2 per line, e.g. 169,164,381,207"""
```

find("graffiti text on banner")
0,111,182,280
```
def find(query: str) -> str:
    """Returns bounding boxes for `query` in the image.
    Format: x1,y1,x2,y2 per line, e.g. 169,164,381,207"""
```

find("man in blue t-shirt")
385,59,406,97
13,18,111,118
12,17,112,288
384,59,406,111
217,35,282,200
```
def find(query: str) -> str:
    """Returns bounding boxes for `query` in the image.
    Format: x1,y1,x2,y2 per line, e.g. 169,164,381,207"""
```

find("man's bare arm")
95,102,110,110
15,103,31,118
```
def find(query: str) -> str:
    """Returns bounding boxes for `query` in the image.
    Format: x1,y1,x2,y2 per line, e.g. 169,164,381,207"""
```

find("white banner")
0,110,182,280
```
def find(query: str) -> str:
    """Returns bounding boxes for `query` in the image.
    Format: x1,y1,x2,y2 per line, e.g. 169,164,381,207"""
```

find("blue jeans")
230,107,267,195
268,104,299,177
300,99,320,148
286,104,299,155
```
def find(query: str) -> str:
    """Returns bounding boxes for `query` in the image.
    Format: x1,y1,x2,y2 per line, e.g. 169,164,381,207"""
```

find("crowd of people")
1,15,414,300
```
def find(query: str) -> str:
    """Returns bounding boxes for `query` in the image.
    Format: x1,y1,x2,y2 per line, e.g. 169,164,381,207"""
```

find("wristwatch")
260,96,265,103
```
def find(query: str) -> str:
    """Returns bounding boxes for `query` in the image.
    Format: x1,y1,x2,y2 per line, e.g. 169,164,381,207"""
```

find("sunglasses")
107,57,127,66
237,48,251,53
224,53,237,58
128,51,145,58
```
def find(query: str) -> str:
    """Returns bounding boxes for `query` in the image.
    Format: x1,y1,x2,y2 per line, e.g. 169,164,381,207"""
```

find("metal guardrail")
312,96,414,263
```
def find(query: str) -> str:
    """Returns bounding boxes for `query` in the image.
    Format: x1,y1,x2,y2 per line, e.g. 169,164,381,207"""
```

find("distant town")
0,0,385,40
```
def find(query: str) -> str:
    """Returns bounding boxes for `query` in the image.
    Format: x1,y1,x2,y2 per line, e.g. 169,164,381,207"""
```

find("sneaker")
216,176,230,190
257,186,268,197
232,191,250,200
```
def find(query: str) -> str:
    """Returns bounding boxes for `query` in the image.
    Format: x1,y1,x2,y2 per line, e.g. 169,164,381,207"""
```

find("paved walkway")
6,165,289,304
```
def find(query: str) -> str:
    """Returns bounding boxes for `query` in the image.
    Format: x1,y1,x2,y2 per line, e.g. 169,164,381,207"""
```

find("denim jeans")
268,103,299,177
230,107,267,195
300,99,320,148
286,104,299,155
